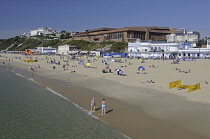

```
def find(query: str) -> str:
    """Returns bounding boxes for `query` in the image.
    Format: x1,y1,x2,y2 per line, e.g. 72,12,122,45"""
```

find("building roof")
75,26,181,37
86,27,117,33
174,33,184,36
124,26,170,30
76,32,90,36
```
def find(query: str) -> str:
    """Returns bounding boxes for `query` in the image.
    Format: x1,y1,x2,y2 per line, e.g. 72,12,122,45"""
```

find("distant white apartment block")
29,27,56,36
166,28,200,47
70,32,79,37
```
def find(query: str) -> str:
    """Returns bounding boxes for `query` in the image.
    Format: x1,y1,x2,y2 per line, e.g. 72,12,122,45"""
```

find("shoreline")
5,65,205,139
1,54,210,138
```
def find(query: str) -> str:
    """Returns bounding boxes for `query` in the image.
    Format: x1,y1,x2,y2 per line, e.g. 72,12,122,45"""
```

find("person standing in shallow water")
91,98,96,112
101,99,106,115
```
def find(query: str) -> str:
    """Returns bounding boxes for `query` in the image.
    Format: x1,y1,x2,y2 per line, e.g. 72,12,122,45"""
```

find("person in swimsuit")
101,99,106,115
91,98,96,112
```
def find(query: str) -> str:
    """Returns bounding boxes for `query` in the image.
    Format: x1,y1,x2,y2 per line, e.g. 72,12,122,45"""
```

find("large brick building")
73,26,181,42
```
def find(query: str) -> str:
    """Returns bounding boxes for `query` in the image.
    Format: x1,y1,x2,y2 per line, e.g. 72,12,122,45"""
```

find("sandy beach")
1,53,210,139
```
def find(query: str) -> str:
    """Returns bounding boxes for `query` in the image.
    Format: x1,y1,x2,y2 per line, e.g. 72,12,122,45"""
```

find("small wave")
47,87,68,100
88,111,92,115
46,87,131,139
10,68,16,73
46,87,102,122
27,78,40,85
9,67,40,85
15,73,27,78
46,87,86,111
9,67,26,79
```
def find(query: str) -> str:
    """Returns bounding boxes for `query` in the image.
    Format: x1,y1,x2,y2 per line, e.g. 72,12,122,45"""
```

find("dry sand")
1,53,210,139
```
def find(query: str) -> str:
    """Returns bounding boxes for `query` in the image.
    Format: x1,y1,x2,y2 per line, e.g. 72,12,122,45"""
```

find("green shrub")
109,42,127,53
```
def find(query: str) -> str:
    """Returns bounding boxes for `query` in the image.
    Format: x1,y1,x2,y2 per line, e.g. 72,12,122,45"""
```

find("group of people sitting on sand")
171,60,179,64
29,65,37,71
63,63,71,71
102,65,112,73
140,60,145,63
149,65,158,68
72,61,78,67
115,69,127,76
175,68,191,73
102,60,109,65
121,64,127,67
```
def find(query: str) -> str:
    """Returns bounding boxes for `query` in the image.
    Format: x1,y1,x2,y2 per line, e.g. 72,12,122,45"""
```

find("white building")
89,51,100,56
29,27,56,36
166,28,200,47
57,44,70,55
36,46,57,54
70,32,79,37
128,39,210,59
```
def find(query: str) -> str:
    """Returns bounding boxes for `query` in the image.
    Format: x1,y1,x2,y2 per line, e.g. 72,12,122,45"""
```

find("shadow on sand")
95,107,101,111
96,107,114,114
105,109,113,114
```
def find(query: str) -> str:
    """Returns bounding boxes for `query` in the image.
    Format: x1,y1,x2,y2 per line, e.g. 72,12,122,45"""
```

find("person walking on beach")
91,98,96,112
101,99,106,115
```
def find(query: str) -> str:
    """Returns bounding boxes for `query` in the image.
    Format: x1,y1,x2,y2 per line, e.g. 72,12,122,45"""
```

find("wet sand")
1,54,210,139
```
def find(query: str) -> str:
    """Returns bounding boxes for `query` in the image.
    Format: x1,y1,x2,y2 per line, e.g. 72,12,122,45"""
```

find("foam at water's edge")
46,87,98,118
10,66,41,85
3,64,130,139
46,87,131,139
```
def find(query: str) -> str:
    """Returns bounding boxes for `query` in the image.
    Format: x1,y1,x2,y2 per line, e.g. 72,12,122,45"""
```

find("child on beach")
101,99,106,115
91,98,96,112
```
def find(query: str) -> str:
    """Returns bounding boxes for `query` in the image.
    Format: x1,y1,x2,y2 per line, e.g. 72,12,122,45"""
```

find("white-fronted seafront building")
128,39,210,59
29,27,56,36
36,46,57,54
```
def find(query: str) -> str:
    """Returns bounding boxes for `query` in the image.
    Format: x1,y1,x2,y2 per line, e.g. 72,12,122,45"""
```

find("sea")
0,64,128,139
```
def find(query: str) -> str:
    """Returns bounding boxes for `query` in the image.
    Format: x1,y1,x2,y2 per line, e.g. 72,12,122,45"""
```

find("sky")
0,0,210,39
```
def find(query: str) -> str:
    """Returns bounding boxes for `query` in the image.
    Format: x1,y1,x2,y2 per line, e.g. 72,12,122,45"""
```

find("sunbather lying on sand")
171,60,179,64
141,80,155,83
149,65,158,68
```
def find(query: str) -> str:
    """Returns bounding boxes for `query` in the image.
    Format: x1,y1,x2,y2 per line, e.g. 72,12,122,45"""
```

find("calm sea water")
0,65,128,139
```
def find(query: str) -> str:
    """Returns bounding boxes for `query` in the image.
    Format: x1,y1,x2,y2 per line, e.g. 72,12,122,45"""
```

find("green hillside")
0,36,127,52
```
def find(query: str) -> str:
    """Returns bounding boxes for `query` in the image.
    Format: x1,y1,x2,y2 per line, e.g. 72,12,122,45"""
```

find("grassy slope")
0,37,127,52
